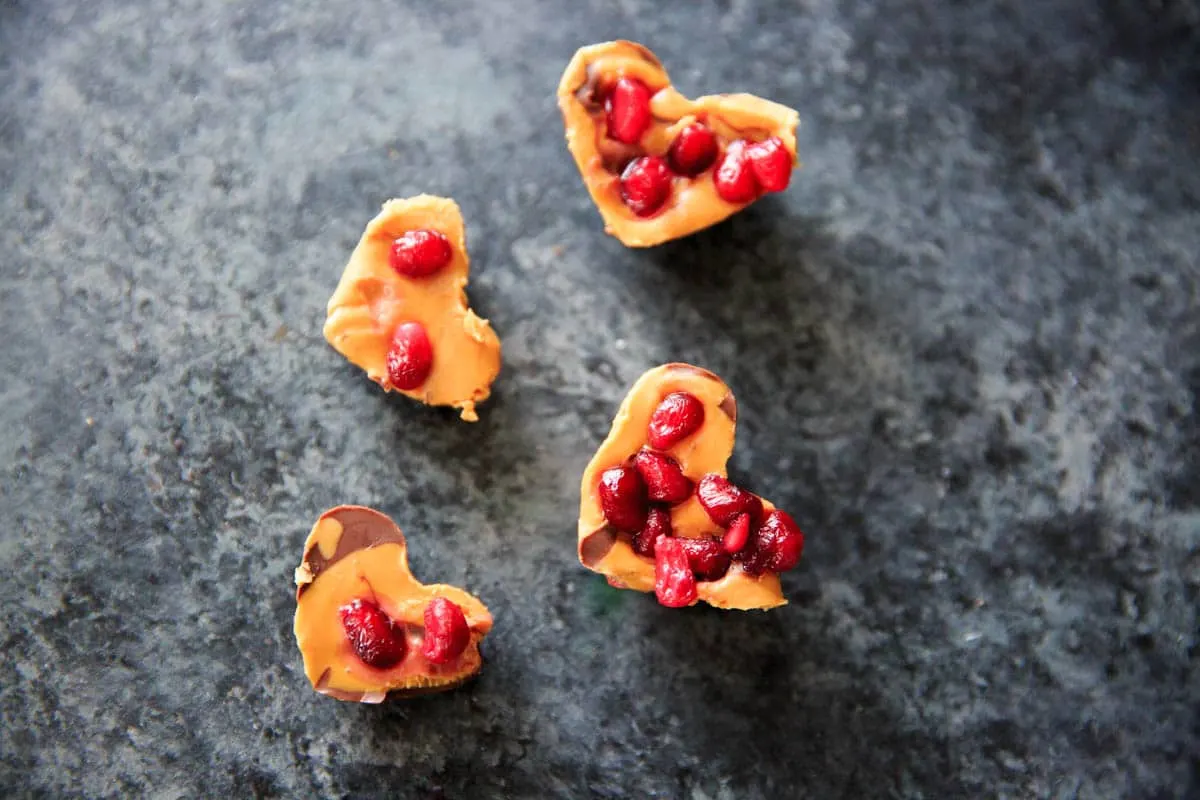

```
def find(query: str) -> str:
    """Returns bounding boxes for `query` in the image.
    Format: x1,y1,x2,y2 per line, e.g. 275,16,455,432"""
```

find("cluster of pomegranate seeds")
386,321,434,390
647,391,705,450
421,596,471,665
667,122,719,176
597,72,792,218
340,599,407,669
620,156,673,217
714,136,792,203
598,449,694,553
605,77,653,144
595,387,805,604
389,229,452,278
632,449,693,504
653,536,698,607
698,479,805,577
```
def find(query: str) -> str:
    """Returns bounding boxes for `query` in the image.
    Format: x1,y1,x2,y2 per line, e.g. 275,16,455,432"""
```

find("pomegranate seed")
647,392,705,450
385,321,433,391
654,535,697,608
722,512,752,554
619,156,673,217
632,506,671,557
745,136,792,193
667,123,719,176
598,465,649,532
713,141,759,204
340,599,407,669
632,450,693,504
421,596,471,665
677,536,731,581
697,474,763,527
389,229,453,278
605,77,653,144
753,510,806,572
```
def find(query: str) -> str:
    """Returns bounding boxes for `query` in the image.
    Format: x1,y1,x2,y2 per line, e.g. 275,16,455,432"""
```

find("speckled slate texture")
1,0,1198,797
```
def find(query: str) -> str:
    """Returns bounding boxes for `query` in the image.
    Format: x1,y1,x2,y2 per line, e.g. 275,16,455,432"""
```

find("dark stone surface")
1,1,1198,797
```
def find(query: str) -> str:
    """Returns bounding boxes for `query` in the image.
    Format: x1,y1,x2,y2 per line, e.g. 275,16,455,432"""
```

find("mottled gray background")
1,0,1198,797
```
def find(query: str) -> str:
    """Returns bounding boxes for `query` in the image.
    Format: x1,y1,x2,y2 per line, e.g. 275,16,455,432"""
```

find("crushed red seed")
421,596,471,665
632,506,671,557
722,512,752,554
340,599,407,670
667,122,719,176
713,141,759,204
386,321,434,391
647,391,705,450
598,465,650,533
654,535,698,607
619,156,673,217
752,510,805,573
633,449,693,505
677,536,731,582
697,473,763,528
745,136,792,193
605,77,653,144
389,229,453,278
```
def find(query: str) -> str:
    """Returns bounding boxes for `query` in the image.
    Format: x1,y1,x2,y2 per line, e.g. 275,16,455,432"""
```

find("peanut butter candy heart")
294,505,493,702
323,195,501,421
558,40,801,247
578,364,807,610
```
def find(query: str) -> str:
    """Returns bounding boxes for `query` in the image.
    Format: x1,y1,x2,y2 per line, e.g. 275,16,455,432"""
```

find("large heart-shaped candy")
578,364,806,610
557,41,800,247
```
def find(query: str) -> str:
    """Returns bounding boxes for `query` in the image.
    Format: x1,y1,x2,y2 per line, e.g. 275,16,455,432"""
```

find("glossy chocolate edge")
295,506,406,600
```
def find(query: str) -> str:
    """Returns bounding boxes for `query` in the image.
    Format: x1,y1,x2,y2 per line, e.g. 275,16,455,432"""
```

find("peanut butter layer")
323,195,501,421
293,505,493,703
578,364,785,610
557,41,800,248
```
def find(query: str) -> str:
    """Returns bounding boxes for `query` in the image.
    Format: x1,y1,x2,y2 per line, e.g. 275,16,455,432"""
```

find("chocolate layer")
296,506,407,600
579,525,618,568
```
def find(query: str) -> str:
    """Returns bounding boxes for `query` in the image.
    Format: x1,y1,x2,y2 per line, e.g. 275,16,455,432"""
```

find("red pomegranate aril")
722,512,752,554
386,321,434,391
667,123,719,176
421,596,471,665
654,535,698,608
389,229,453,278
647,391,705,450
745,136,792,193
620,156,673,217
754,510,806,572
697,473,763,527
340,599,407,670
632,506,671,557
713,141,759,204
677,536,731,582
598,465,649,533
632,450,693,504
605,77,653,144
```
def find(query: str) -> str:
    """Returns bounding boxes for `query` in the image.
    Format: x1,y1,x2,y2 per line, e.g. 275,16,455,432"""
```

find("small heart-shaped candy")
294,506,494,702
323,195,501,421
